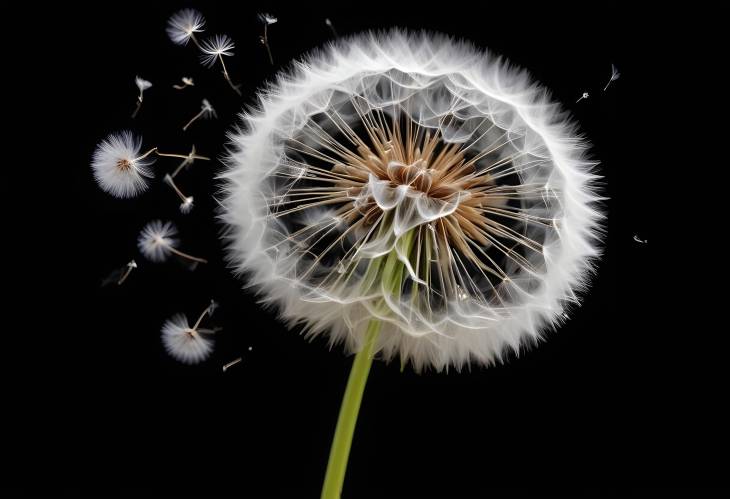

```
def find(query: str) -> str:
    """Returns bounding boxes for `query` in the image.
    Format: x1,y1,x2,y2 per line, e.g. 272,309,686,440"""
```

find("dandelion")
137,220,207,264
258,13,277,65
576,91,589,103
220,31,603,498
325,18,338,37
161,303,218,364
131,76,152,118
603,63,620,91
166,8,205,48
173,76,195,90
183,98,217,131
633,234,647,244
91,131,156,198
200,34,242,95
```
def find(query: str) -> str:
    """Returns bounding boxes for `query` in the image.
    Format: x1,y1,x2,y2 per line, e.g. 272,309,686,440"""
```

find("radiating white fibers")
91,131,155,198
220,30,604,371
161,313,214,364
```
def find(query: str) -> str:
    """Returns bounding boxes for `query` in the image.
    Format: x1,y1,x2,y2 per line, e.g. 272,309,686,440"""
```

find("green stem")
320,319,381,499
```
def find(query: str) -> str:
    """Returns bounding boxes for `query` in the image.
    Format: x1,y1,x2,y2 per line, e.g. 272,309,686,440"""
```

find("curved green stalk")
320,319,381,499
321,228,416,499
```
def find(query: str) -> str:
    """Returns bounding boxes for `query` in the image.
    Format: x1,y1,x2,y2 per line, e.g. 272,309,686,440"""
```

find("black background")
4,1,725,497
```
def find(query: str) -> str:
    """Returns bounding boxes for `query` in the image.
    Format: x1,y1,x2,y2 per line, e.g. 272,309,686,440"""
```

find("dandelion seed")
633,235,648,244
131,76,152,118
258,13,276,65
91,131,156,198
117,259,138,285
166,8,206,48
171,145,210,178
101,259,137,287
200,34,242,95
163,174,194,214
325,18,338,37
576,91,589,103
172,76,195,90
248,346,252,352
183,99,217,131
161,303,217,364
603,64,620,91
222,357,242,372
137,220,207,264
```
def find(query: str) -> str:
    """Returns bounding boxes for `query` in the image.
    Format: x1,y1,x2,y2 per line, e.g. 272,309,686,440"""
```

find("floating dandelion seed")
258,13,277,65
220,31,603,498
137,220,207,264
222,357,242,372
200,34,242,95
183,98,217,131
117,259,137,285
633,234,647,244
163,174,194,214
170,145,210,178
91,131,155,198
325,18,338,37
161,304,217,364
166,8,206,48
576,91,589,103
101,259,138,287
603,64,620,91
173,76,195,90
131,76,152,118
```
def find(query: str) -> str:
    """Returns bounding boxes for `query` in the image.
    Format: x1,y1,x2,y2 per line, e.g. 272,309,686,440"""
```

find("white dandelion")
220,31,603,497
603,64,620,91
576,91,589,103
166,8,206,48
137,220,207,264
131,76,152,118
161,304,217,364
173,76,195,90
257,13,276,65
200,34,241,95
183,99,217,131
91,131,156,198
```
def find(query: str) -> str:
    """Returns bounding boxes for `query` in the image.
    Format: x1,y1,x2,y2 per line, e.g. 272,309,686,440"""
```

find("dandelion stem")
320,318,381,499
183,110,206,131
117,265,134,285
263,24,274,65
218,55,242,96
168,246,208,264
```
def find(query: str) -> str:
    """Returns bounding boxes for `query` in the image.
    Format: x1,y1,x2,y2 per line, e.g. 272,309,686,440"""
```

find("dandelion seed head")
200,34,235,67
138,220,178,262
135,76,152,93
258,13,278,25
91,131,154,198
221,31,604,371
166,8,206,46
180,196,195,214
161,313,214,364
201,98,217,118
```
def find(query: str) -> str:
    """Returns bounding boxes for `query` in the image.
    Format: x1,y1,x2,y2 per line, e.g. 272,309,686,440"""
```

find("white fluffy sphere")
220,31,603,371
